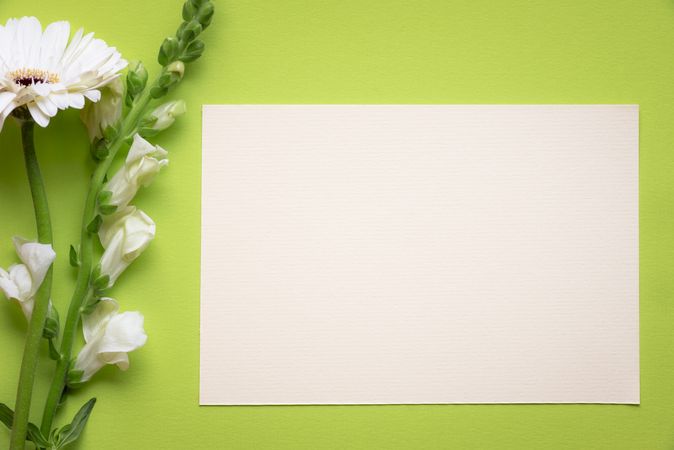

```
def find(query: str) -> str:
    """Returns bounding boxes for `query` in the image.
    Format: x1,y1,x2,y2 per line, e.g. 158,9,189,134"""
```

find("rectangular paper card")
200,105,639,405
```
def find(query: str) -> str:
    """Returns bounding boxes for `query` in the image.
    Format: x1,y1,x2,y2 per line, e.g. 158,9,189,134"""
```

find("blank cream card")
200,105,639,405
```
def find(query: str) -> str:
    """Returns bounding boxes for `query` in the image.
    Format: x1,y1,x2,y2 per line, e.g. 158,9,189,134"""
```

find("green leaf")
66,369,85,389
0,404,50,447
0,403,13,429
91,139,110,160
139,127,161,138
97,190,112,205
27,423,50,448
43,305,60,340
81,297,101,315
48,338,61,361
53,398,96,448
99,204,118,216
150,85,169,99
102,124,118,142
69,244,79,268
87,215,102,234
93,274,110,291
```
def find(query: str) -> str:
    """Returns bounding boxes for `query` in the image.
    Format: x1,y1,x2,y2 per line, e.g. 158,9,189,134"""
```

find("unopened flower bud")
126,61,148,100
167,60,185,79
141,100,186,137
158,37,180,66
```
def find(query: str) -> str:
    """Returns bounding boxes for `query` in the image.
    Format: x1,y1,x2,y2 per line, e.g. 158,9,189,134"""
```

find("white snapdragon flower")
99,206,155,286
80,76,123,142
103,134,168,209
0,17,127,129
74,298,147,382
142,100,186,135
0,237,55,318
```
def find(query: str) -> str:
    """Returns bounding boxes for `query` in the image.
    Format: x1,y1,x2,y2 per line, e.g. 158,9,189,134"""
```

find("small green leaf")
93,274,110,291
99,204,117,216
138,127,160,138
0,403,13,429
43,305,60,340
91,264,101,282
150,85,169,99
87,215,102,234
102,124,118,142
91,139,110,160
69,244,79,267
27,423,50,447
0,404,49,446
49,338,61,361
66,369,85,389
82,297,101,315
98,190,112,205
55,398,96,448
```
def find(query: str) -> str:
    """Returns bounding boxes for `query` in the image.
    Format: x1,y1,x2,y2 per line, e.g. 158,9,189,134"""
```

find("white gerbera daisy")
0,17,127,130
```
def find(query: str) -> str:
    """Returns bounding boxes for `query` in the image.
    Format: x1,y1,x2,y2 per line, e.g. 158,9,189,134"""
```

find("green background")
0,0,671,448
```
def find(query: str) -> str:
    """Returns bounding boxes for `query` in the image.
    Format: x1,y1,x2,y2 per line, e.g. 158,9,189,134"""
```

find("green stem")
39,80,159,434
10,120,54,450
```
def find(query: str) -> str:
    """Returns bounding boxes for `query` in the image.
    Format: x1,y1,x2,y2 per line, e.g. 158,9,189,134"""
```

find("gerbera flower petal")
27,102,49,127
0,92,16,112
0,17,126,131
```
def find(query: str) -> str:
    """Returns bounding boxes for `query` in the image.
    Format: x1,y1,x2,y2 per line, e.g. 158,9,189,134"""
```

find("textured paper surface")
200,105,639,405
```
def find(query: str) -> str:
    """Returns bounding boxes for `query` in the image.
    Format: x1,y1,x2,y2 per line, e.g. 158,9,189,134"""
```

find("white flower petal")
101,134,169,209
0,17,126,127
99,207,155,285
27,102,50,127
100,311,147,353
82,297,119,343
0,91,16,112
8,264,32,300
12,237,56,298
74,300,146,382
0,267,20,300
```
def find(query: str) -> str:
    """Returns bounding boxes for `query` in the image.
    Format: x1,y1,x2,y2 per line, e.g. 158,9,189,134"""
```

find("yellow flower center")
7,68,59,86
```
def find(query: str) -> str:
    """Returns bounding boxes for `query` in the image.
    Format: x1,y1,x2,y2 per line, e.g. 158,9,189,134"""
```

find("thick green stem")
40,81,159,434
10,120,54,450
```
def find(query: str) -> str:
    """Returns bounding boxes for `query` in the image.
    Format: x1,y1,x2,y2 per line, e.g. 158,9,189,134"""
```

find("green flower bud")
126,61,148,101
182,1,198,20
158,37,180,66
178,20,202,44
180,40,205,63
42,303,60,340
150,85,169,99
197,2,215,29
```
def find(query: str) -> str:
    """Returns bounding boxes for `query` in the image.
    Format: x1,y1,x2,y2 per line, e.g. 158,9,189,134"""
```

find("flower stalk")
0,2,214,447
39,77,159,434
10,118,54,450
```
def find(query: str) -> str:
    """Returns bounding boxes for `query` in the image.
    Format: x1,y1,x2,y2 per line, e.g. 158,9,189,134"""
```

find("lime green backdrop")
0,0,671,448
